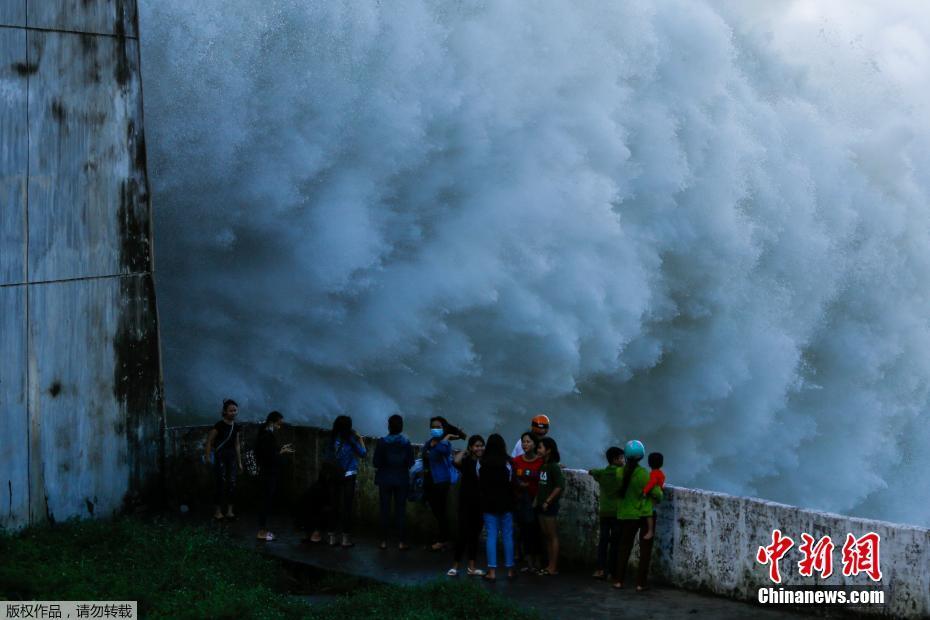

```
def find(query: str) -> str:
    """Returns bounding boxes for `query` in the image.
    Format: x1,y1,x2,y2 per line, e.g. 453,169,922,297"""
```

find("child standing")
642,452,665,540
513,432,544,573
535,437,564,576
588,446,624,578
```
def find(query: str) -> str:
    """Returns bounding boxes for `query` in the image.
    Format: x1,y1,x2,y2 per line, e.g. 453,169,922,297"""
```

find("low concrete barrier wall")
166,424,927,617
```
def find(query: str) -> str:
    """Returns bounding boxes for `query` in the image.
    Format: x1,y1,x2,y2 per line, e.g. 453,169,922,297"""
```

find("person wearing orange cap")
511,414,550,458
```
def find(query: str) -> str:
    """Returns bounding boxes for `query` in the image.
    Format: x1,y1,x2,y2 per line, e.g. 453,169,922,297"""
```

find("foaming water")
140,0,930,525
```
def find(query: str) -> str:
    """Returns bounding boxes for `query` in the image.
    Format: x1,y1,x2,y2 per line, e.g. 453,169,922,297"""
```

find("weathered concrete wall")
0,0,163,530
168,424,926,617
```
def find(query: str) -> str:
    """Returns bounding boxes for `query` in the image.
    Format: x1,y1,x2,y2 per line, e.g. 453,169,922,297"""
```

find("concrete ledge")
166,424,926,617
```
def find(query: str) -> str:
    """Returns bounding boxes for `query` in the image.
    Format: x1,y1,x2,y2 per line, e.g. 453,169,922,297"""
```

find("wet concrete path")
224,516,811,619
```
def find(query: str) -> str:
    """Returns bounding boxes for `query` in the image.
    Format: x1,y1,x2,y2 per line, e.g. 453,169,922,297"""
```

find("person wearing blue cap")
612,439,663,591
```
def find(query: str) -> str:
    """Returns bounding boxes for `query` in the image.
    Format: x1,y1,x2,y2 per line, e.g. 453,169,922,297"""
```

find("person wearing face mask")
423,416,466,551
204,399,243,521
255,411,295,541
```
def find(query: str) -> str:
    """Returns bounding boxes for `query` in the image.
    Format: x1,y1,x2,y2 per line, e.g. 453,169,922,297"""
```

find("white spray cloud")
140,0,930,525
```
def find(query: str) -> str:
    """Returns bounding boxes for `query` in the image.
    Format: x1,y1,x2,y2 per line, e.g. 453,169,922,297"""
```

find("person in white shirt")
511,414,551,458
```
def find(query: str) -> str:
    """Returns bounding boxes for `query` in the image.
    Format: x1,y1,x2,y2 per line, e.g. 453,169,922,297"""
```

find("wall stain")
50,99,67,124
113,0,131,87
48,381,62,397
44,494,54,524
12,62,38,76
85,498,95,516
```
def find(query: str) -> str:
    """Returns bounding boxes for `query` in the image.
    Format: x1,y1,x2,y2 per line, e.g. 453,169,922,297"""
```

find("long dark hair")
331,415,353,444
481,433,510,469
538,437,560,463
618,457,641,498
430,415,465,440
459,435,485,464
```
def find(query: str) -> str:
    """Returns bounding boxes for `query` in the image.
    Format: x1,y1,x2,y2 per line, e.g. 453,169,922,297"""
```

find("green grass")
0,517,537,620
307,580,537,620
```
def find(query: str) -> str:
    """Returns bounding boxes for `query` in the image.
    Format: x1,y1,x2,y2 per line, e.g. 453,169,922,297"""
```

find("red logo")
841,532,882,582
756,529,795,584
797,534,834,578
757,530,882,583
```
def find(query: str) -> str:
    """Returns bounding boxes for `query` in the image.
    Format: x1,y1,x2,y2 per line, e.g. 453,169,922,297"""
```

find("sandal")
612,582,624,590
429,542,447,552
446,568,458,577
466,568,485,577
256,532,274,541
309,532,322,543
592,570,605,579
537,569,558,576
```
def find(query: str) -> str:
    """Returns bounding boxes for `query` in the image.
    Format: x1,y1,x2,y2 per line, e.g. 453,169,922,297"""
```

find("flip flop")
446,568,458,577
256,533,274,541
612,582,624,590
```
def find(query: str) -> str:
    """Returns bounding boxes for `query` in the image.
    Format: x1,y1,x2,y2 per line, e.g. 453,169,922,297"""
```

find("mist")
139,0,930,525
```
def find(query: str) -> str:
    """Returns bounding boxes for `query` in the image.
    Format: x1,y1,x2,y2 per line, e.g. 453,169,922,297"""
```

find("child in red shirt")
643,452,665,540
513,432,544,572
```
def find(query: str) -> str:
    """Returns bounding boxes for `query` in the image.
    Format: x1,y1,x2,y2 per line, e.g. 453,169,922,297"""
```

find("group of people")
204,399,666,590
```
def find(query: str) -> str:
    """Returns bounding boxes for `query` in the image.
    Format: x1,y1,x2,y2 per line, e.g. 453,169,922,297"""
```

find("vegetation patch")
0,517,537,620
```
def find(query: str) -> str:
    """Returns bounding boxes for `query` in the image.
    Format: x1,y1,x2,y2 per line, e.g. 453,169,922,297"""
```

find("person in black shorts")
535,437,565,576
204,399,243,520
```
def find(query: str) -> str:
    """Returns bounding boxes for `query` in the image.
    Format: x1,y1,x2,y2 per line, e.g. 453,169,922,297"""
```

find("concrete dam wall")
168,423,930,618
0,0,163,529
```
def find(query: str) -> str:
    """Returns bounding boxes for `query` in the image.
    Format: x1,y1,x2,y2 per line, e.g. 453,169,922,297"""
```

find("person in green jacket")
589,446,624,579
613,439,663,591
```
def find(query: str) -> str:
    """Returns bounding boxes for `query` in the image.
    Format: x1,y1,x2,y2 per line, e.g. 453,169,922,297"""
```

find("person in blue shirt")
423,416,466,551
373,414,415,550
325,415,367,547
